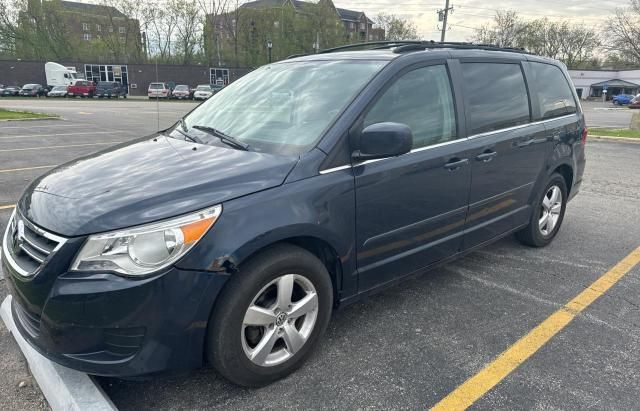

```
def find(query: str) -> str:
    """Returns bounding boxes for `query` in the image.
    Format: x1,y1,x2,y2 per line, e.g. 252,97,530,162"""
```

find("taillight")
581,128,588,145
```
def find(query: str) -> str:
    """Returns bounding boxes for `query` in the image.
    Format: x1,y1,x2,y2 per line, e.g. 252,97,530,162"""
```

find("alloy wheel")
241,274,318,367
539,185,562,236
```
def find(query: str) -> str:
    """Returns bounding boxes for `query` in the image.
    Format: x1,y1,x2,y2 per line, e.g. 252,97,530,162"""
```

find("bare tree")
605,0,640,64
473,10,526,48
374,13,419,41
145,4,178,61
473,11,600,68
168,0,201,64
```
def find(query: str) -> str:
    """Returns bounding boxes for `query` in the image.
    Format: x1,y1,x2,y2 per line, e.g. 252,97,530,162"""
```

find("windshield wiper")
192,125,251,151
173,119,204,144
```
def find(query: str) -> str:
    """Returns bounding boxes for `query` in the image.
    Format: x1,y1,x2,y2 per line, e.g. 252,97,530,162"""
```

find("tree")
605,0,640,64
472,11,601,69
169,0,201,64
473,10,526,48
0,0,79,60
374,13,419,41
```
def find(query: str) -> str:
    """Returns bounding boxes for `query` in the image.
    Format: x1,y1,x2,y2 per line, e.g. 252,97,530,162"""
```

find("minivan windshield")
183,60,385,155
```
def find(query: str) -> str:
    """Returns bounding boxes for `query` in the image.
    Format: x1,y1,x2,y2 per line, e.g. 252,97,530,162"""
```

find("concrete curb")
0,296,117,411
589,135,640,144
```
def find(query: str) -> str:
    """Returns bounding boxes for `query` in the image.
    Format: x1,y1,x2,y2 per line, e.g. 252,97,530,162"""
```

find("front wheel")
206,244,333,387
516,173,567,247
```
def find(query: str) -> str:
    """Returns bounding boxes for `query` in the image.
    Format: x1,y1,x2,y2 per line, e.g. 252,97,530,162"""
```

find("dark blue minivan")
1,42,586,387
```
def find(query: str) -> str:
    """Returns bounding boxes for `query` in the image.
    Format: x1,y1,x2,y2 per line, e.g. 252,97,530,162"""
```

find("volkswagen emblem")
275,312,288,327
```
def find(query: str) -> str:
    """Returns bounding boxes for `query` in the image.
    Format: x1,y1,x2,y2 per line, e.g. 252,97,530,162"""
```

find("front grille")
12,300,42,338
2,210,67,277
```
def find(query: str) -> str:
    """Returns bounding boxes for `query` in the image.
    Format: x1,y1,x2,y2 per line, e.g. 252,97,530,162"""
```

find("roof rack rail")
285,41,529,60
313,40,529,55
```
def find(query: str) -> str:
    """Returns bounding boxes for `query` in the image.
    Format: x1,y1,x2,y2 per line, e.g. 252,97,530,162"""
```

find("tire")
516,173,568,247
206,244,333,387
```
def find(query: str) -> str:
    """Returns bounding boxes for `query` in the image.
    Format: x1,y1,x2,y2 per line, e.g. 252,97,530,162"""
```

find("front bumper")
2,248,228,377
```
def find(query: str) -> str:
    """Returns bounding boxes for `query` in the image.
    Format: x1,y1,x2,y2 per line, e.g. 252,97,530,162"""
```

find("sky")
337,0,625,41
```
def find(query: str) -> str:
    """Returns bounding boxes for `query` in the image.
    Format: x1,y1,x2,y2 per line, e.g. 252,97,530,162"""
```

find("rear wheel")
206,244,333,387
516,173,567,247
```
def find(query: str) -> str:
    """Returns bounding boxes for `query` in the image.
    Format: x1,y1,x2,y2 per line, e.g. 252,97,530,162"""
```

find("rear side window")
526,62,577,120
461,63,530,135
363,65,457,149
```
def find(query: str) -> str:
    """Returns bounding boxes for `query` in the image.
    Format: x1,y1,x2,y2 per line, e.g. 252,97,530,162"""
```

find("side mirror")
352,122,413,161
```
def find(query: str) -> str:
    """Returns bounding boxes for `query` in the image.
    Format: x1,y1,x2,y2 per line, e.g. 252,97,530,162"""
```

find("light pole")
267,39,273,63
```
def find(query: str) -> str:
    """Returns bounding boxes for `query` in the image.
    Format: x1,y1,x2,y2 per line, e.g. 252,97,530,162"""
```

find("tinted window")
461,63,530,135
363,65,457,149
526,62,577,119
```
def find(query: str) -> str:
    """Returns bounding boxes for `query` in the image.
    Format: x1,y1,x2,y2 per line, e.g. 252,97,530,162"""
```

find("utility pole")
438,0,454,42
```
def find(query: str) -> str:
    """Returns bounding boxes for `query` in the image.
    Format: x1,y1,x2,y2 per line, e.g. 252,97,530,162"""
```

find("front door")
353,64,472,292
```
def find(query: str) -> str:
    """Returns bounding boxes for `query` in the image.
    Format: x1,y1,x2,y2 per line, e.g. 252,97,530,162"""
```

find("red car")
67,80,96,98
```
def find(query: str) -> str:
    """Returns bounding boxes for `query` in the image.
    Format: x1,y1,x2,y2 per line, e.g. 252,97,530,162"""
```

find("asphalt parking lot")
0,99,639,410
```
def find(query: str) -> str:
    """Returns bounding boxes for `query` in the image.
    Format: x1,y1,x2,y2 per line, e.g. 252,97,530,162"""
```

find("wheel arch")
234,234,344,307
552,163,574,196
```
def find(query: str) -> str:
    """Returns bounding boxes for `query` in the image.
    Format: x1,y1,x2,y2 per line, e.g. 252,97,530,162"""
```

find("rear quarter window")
461,62,530,135
525,62,577,120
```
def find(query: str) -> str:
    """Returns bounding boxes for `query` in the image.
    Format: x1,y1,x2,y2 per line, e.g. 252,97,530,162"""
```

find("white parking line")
0,131,129,140
0,296,117,411
0,124,82,129
0,142,120,152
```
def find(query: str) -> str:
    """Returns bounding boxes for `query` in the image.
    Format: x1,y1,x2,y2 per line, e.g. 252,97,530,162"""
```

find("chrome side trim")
318,113,578,174
467,114,577,140
319,165,351,175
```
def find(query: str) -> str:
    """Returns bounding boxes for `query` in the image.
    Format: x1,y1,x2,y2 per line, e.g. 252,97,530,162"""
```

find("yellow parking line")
0,142,120,153
0,165,55,174
0,204,16,211
431,246,640,411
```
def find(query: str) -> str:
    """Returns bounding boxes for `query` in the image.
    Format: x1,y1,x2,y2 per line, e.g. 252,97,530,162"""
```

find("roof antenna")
155,56,160,130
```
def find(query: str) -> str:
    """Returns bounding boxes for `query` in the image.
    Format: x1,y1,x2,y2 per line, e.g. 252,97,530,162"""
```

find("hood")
20,135,298,237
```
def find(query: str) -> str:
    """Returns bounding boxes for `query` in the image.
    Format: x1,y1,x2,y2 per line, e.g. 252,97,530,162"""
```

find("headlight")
71,205,222,276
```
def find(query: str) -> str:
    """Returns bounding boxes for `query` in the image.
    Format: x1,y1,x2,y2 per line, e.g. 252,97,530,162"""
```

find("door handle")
475,151,497,162
444,158,469,171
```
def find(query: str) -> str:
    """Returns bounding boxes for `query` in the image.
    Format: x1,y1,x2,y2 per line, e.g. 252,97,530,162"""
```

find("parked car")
19,84,46,97
148,82,171,99
67,80,96,98
2,44,586,388
193,84,213,100
0,86,20,97
630,95,640,109
172,84,191,100
96,81,127,99
612,94,635,105
211,83,225,94
47,85,68,97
